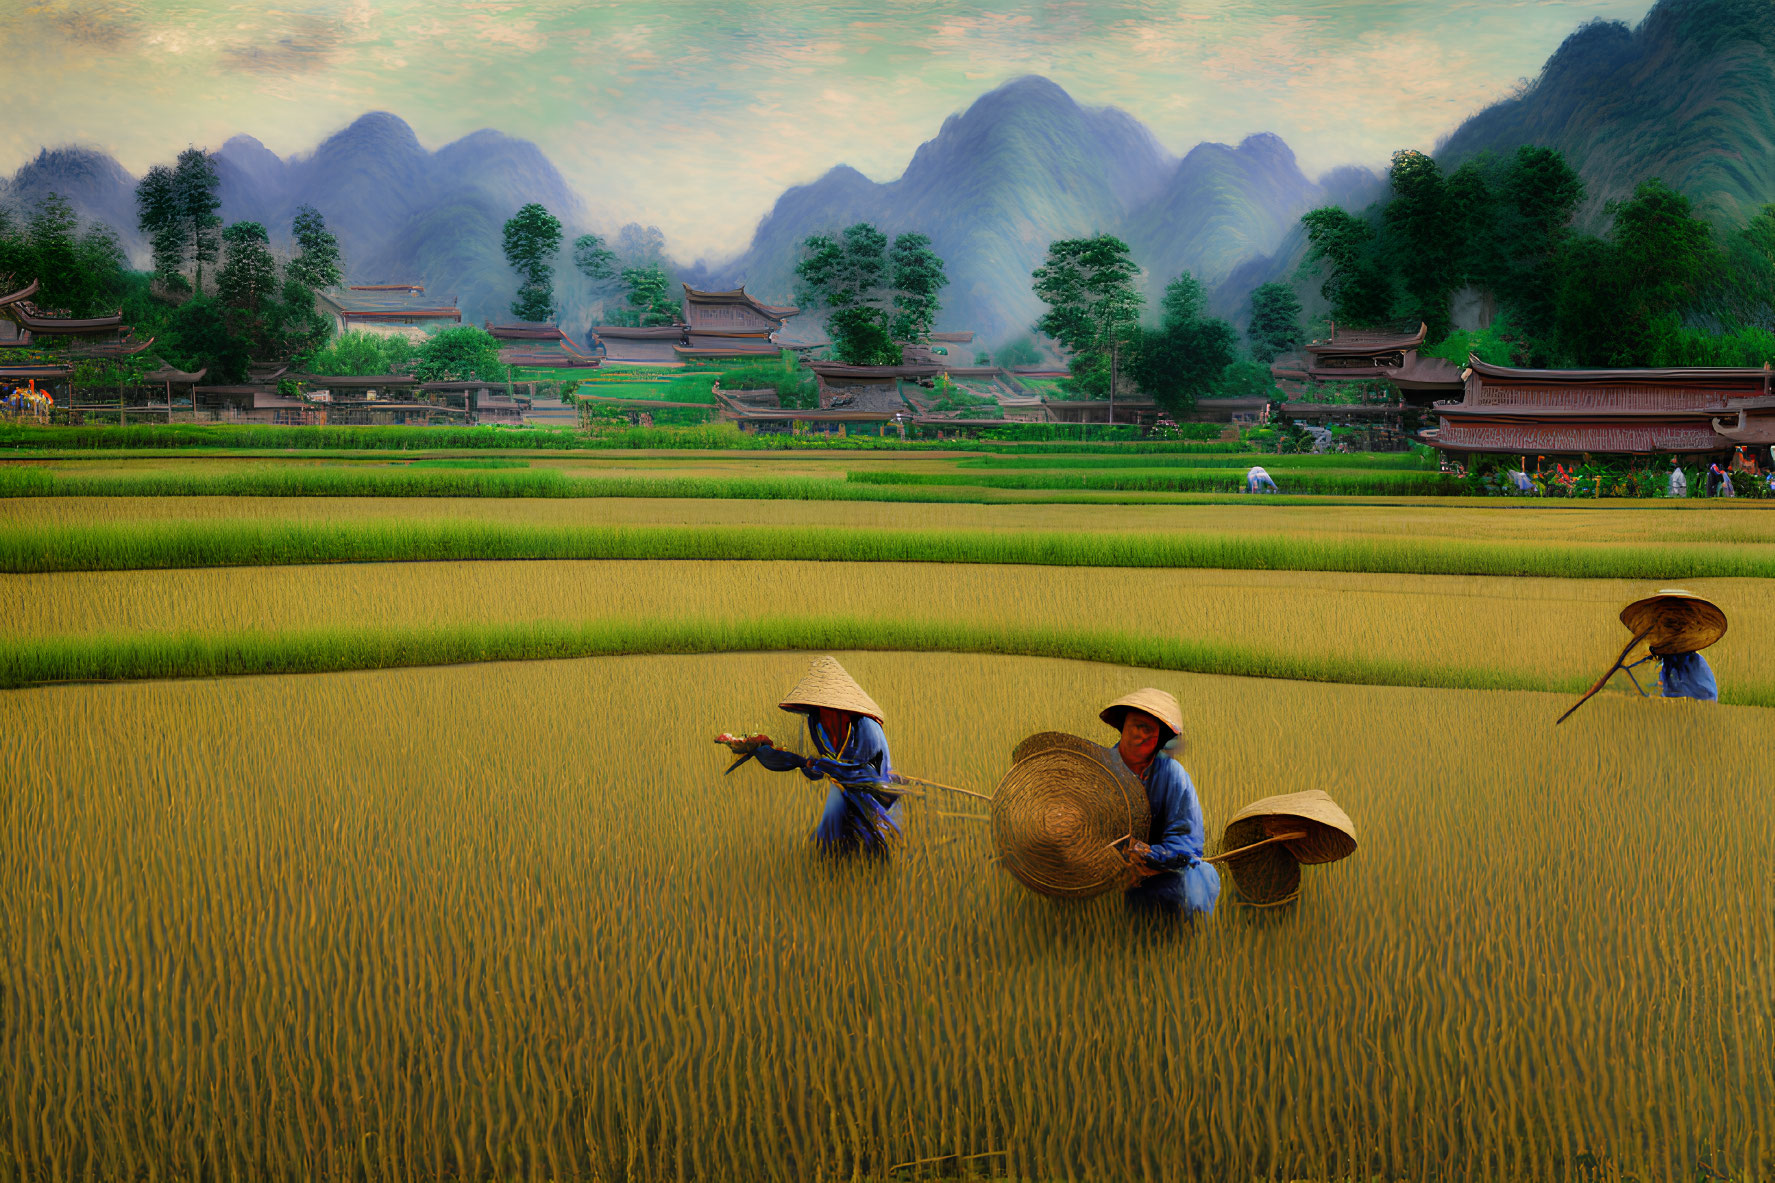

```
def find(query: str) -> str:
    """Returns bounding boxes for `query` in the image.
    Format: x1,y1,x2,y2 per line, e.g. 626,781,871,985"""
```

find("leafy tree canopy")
287,205,342,291
300,330,417,376
412,325,507,383
1030,234,1143,398
1129,272,1239,415
1246,282,1304,364
572,233,617,283
502,203,563,322
796,222,948,365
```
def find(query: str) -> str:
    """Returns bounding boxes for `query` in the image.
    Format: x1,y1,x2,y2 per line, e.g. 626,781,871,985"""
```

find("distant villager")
1668,459,1688,498
1246,465,1278,493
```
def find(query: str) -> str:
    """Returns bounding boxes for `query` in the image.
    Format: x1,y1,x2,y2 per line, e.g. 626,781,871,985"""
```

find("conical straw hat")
1098,688,1184,739
991,734,1151,899
1619,589,1727,656
1217,790,1357,907
777,656,884,723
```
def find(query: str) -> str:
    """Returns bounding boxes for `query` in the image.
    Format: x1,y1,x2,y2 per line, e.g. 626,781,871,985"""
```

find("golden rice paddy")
1,653,1767,1182
7,493,1775,545
5,560,1773,700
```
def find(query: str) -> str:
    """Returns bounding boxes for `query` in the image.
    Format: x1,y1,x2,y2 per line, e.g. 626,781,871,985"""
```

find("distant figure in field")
1105,688,1220,923
1668,459,1688,498
1246,465,1278,494
1509,469,1534,494
1707,462,1726,497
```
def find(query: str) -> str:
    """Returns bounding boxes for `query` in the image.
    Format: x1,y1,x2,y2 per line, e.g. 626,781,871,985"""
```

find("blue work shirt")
1112,746,1220,917
1660,651,1718,702
804,714,903,855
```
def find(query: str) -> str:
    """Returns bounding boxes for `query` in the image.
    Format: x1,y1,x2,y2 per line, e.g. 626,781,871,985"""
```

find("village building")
0,277,154,359
1270,323,1464,404
806,361,943,414
1423,357,1775,458
316,285,462,339
484,322,603,370
592,285,802,364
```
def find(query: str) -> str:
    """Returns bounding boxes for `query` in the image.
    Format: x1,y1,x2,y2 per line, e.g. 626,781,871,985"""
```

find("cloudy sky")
7,0,1656,261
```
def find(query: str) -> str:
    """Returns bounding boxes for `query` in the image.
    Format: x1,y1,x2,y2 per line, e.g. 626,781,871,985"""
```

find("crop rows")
6,562,1771,704
9,495,1772,544
2,653,1767,1182
849,469,1459,496
7,519,1775,579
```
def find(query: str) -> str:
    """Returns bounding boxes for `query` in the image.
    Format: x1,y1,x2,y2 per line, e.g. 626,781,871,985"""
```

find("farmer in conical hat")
773,656,903,857
1619,590,1723,703
1101,688,1220,921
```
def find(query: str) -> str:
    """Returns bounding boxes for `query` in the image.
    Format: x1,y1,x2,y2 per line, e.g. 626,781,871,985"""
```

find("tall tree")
287,205,343,291
1030,234,1143,401
218,221,280,356
572,233,617,284
134,164,188,289
796,222,948,366
1246,282,1304,363
173,148,221,296
502,203,563,323
1553,178,1719,366
620,264,681,326
1131,272,1239,415
887,232,948,343
1382,149,1454,339
1497,145,1585,339
1299,207,1392,326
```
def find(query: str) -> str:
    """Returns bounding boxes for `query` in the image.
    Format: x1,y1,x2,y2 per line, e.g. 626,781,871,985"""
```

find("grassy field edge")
6,614,1773,707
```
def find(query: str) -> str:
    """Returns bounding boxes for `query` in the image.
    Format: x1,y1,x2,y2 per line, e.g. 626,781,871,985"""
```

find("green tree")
134,164,188,288
1030,234,1143,399
886,231,948,343
287,205,343,291
1246,282,1304,363
217,221,280,357
502,203,563,322
1553,178,1720,366
796,223,948,365
412,325,507,382
572,233,617,283
159,296,251,384
619,264,681,326
1299,207,1392,326
1497,145,1585,341
1382,149,1454,339
301,330,415,375
995,336,1041,368
173,148,221,295
1130,272,1239,415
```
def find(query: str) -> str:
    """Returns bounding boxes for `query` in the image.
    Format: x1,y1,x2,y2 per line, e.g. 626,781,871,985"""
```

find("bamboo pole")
1556,625,1654,726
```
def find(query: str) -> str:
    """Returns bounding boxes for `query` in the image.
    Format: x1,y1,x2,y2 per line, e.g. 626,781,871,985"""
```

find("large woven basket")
991,734,1151,899
1218,790,1357,907
1619,589,1727,656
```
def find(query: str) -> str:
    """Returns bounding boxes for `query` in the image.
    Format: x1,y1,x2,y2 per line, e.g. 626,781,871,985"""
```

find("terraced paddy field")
9,493,1775,545
5,561,1774,705
3,654,1767,1183
3,440,1769,1181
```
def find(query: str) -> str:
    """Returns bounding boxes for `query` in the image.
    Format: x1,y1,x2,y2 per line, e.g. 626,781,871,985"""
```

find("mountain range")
3,0,1772,350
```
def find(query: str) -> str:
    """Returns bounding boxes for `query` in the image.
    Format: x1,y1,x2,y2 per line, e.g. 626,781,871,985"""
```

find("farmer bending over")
1103,689,1221,922
1246,465,1279,494
754,656,905,857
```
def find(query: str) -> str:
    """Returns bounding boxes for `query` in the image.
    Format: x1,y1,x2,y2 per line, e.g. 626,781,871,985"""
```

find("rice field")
5,561,1773,703
8,494,1775,545
2,653,1768,1182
